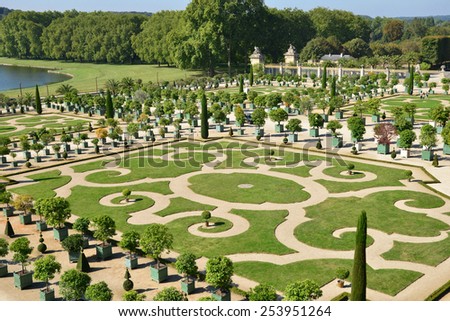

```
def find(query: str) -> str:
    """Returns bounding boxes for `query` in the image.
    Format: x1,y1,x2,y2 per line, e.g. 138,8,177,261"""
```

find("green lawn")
155,197,216,217
322,165,366,180
198,218,233,233
295,191,447,250
382,233,450,266
0,57,201,97
234,259,423,296
67,182,172,234
189,173,310,204
71,160,111,173
10,170,71,199
168,209,293,257
381,95,450,121
316,160,409,193
270,165,315,178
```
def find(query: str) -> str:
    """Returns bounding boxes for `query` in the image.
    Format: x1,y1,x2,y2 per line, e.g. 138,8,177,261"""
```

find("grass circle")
197,218,233,234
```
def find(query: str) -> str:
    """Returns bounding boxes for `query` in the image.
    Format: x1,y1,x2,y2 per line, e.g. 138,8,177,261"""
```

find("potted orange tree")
206,256,234,301
119,231,140,269
13,194,34,225
92,215,116,260
140,223,173,283
33,255,61,301
0,238,8,277
10,237,33,289
175,252,198,295
34,197,71,241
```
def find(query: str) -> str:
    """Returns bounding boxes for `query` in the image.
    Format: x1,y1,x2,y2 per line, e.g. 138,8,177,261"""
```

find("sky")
1,0,449,18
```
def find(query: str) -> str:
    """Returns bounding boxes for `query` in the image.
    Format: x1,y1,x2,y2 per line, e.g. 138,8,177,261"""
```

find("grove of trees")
1,3,449,72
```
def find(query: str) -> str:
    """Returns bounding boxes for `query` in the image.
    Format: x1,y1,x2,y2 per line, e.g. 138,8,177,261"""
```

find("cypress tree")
351,210,367,301
330,76,337,98
106,89,114,119
408,65,415,96
249,65,254,87
239,75,244,93
200,93,209,139
321,65,327,90
35,85,42,114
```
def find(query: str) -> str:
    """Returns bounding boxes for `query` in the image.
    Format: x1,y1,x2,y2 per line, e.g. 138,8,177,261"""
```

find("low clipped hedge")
425,280,450,301
331,292,350,301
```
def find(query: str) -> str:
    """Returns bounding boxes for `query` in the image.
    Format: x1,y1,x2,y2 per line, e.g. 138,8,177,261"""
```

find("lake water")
0,64,71,91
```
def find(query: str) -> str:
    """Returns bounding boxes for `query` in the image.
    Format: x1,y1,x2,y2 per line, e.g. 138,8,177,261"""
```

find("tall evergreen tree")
239,75,244,93
105,89,114,119
408,65,415,96
200,92,209,139
351,210,367,301
35,85,42,114
249,65,254,87
330,76,337,98
321,65,327,89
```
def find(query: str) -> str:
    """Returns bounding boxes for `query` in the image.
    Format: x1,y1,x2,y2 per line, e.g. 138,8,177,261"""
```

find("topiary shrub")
405,170,413,182
201,211,212,227
316,139,322,149
432,154,439,167
347,163,355,175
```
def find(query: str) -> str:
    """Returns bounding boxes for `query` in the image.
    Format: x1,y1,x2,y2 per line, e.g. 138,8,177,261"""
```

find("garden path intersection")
4,139,450,301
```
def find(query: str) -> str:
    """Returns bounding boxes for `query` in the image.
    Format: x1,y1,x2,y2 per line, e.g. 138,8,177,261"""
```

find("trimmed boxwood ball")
37,243,47,254
123,279,134,291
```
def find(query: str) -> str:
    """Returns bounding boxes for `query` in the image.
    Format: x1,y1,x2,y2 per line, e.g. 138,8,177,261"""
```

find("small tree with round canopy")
33,255,61,295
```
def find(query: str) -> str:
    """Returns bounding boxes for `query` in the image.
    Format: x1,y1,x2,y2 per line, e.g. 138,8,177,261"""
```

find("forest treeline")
0,1,449,74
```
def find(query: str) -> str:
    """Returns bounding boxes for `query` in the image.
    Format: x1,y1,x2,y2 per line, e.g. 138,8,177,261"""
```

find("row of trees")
1,5,449,71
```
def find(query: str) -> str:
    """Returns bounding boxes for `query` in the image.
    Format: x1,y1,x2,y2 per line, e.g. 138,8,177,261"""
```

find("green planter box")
96,244,113,260
82,237,89,249
54,153,61,159
309,128,319,137
19,214,32,225
254,128,264,137
335,111,344,119
181,279,195,295
23,151,31,159
53,227,69,241
211,290,231,301
36,221,47,231
405,117,414,125
34,156,42,163
75,149,82,154
150,264,168,283
421,150,434,161
40,288,55,301
13,271,33,290
69,251,80,263
321,114,329,122
288,133,298,142
377,143,390,155
275,124,284,133
436,126,443,134
443,144,450,155
332,136,343,148
3,207,13,217
0,264,8,277
125,255,138,269
0,156,6,164
215,124,224,132
371,114,380,123
192,119,198,127
237,129,245,135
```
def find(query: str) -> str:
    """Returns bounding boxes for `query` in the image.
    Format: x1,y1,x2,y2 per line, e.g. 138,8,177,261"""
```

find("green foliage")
85,281,113,301
248,283,277,301
12,194,34,214
123,279,134,291
326,120,342,136
92,215,116,245
442,123,450,145
73,217,90,235
140,224,173,265
153,287,185,301
9,237,33,272
0,238,9,259
351,210,367,301
200,92,209,139
119,231,140,255
59,269,91,301
206,256,234,292
33,255,61,290
308,113,324,129
269,108,288,125
286,118,302,133
34,197,71,229
421,36,450,66
335,268,350,280
419,124,437,150
35,85,42,115
251,107,267,129
4,218,14,237
122,188,131,201
425,280,450,301
175,252,198,281
76,251,90,272
398,129,416,149
61,234,84,253
432,154,439,167
283,279,323,301
123,290,146,301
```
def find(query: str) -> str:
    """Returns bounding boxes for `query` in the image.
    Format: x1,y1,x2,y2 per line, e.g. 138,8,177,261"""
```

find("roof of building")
320,53,353,61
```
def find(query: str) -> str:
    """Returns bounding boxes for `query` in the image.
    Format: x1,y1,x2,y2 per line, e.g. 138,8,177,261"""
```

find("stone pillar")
317,66,321,78
386,67,390,82
360,65,365,79
338,65,343,81
279,62,284,75
297,62,302,78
